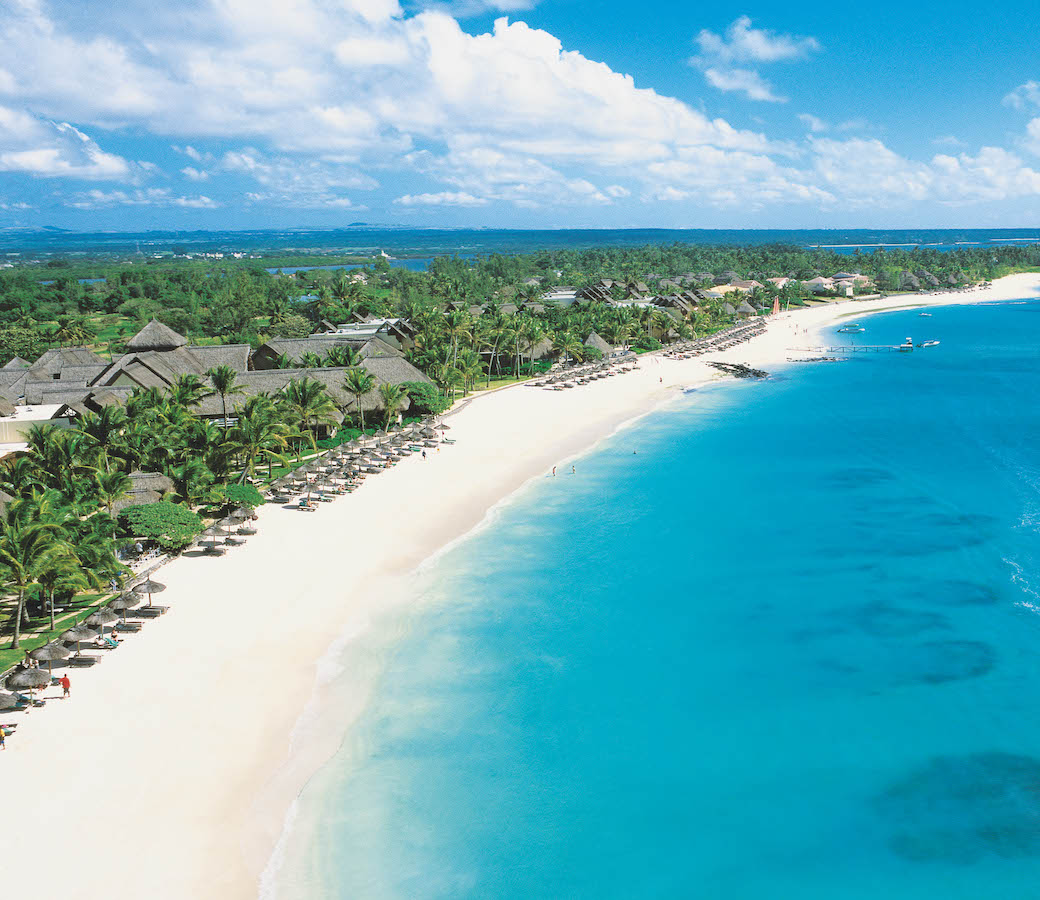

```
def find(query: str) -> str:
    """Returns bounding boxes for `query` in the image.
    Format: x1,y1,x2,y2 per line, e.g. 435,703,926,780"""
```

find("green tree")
0,498,66,648
205,364,243,431
343,366,376,431
378,381,406,429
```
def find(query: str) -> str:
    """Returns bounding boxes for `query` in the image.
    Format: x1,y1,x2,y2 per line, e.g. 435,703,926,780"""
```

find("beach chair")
116,621,143,633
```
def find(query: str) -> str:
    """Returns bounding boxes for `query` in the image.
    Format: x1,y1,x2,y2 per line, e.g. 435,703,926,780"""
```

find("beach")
4,273,1040,899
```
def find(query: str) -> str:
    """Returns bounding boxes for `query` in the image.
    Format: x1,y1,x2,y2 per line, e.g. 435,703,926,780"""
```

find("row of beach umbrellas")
2,577,168,707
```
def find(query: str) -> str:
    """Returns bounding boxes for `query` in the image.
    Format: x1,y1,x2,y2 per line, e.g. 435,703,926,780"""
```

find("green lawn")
0,591,115,674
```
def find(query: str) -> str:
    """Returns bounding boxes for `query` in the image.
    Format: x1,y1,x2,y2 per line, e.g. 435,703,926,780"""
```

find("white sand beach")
4,273,1039,899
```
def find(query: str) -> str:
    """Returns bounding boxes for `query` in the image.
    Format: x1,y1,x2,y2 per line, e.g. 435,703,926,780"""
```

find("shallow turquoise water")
277,300,1040,899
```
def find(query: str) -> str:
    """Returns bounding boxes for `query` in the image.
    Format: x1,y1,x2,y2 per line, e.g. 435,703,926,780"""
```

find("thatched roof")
722,302,736,315
126,319,188,352
0,396,15,417
115,470,175,512
736,300,757,316
3,357,29,370
584,332,612,355
251,336,403,370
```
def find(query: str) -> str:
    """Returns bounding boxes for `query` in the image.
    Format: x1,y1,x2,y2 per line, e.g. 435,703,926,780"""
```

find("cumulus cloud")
0,106,131,179
1004,81,1040,110
394,190,487,206
691,16,819,102
798,113,827,132
1,1,1040,218
67,188,218,208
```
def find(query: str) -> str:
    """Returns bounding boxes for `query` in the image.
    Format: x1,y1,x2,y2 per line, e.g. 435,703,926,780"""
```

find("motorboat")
919,312,932,317
917,340,940,348
899,338,914,352
837,324,865,333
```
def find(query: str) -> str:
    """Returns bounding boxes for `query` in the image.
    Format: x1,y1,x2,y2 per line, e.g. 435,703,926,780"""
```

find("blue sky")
2,0,1040,230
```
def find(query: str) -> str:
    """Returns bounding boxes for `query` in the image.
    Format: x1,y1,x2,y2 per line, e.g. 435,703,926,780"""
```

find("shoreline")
3,273,1039,899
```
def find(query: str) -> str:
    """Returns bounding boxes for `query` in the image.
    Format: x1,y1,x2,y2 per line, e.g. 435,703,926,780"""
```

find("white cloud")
2,2,1040,217
691,16,819,103
798,113,827,132
1024,118,1040,156
394,190,487,206
694,15,819,64
0,106,131,179
67,188,218,208
933,135,965,147
1004,81,1040,110
703,67,784,103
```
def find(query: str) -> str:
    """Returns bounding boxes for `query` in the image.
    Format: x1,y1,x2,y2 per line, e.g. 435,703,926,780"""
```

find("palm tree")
299,351,325,369
171,458,215,508
520,319,545,377
206,364,243,431
553,331,585,364
78,405,129,473
94,469,132,517
281,377,339,445
324,345,361,368
53,314,95,346
443,310,473,371
168,374,206,408
378,382,406,430
37,550,87,631
343,366,376,431
225,396,292,483
0,498,66,649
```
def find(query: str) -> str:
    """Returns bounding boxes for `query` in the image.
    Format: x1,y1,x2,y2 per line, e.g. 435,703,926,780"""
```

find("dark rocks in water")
908,640,995,684
854,603,950,638
877,753,1040,863
706,361,769,379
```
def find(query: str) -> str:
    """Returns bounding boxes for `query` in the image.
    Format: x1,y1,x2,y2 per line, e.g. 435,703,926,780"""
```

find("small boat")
899,338,914,352
838,324,865,333
919,312,932,317
917,340,940,348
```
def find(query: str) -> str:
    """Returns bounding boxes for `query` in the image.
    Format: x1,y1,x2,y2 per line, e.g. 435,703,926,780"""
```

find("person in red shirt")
60,675,70,698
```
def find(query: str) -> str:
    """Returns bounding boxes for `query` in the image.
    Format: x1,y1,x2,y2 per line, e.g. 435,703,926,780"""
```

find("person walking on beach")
572,465,575,474
552,466,556,476
0,726,6,749
60,675,70,699
422,450,426,460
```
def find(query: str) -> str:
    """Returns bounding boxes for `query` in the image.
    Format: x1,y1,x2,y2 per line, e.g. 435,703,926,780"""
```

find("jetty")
706,361,769,379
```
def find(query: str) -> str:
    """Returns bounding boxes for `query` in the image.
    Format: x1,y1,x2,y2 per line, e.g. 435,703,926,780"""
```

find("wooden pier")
790,343,913,354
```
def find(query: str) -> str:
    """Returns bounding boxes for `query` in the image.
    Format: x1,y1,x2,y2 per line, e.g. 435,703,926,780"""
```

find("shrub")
402,381,451,416
630,335,662,352
118,500,204,552
219,482,265,509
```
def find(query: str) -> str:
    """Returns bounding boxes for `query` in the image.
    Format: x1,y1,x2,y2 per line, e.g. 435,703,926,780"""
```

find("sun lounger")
116,621,142,633
67,655,100,667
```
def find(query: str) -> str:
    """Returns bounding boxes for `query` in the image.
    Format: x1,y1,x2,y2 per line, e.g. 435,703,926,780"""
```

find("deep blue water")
4,227,1040,258
276,299,1040,899
264,258,445,275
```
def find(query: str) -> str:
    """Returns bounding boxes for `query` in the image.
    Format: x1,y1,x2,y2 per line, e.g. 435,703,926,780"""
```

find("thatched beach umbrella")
230,506,254,519
6,665,50,705
85,607,120,639
107,593,140,612
200,525,225,554
0,691,20,710
132,578,166,608
29,641,70,674
61,624,98,657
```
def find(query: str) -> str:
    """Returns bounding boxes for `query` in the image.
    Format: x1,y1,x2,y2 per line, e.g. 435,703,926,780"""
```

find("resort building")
0,320,431,427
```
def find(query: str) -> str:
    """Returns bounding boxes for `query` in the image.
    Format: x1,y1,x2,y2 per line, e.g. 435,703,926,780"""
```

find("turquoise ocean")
274,299,1040,899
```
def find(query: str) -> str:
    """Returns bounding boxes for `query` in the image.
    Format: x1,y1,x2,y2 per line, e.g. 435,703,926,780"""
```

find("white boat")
917,340,940,348
919,312,932,317
837,324,865,333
